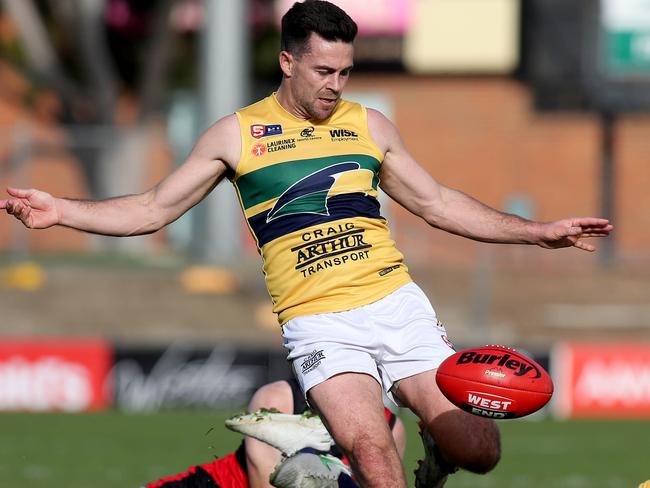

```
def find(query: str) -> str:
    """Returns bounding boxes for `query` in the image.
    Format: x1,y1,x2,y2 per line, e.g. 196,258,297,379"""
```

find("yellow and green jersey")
233,94,412,324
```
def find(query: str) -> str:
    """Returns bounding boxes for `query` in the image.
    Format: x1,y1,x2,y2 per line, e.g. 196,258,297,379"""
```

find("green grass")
0,411,648,488
450,418,649,488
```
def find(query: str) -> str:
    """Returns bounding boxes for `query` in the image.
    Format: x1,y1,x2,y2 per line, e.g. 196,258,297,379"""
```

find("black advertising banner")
112,344,291,412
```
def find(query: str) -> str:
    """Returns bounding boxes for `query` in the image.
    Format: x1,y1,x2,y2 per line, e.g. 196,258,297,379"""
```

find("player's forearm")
428,187,542,244
56,192,166,236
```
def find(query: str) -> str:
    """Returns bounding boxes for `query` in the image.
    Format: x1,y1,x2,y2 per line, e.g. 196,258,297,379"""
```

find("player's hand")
536,217,613,252
0,187,60,229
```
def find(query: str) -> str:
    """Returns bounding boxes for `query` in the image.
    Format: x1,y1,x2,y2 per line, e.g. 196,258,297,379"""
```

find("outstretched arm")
1,115,240,236
368,109,612,252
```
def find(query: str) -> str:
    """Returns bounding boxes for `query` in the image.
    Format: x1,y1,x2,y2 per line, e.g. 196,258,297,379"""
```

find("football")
435,345,553,419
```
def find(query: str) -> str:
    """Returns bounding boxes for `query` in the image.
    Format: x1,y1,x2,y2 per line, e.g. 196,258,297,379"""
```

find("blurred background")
0,1,649,487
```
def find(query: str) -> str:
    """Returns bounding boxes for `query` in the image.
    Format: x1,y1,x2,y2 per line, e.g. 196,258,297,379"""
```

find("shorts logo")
441,334,455,350
251,143,266,157
251,124,283,139
301,350,325,374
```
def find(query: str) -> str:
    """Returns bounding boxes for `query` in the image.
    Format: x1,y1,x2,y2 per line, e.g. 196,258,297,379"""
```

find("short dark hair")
281,1,358,56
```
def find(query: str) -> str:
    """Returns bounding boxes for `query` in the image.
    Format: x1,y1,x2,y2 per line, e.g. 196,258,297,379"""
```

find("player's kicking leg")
394,368,501,483
307,372,407,488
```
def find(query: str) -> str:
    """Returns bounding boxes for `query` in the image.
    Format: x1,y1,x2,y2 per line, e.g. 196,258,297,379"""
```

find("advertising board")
112,344,291,411
0,339,112,412
553,342,650,418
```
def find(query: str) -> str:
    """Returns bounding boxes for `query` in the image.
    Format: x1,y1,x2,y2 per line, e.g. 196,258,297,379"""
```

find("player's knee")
468,445,501,474
439,414,501,472
463,427,501,474
347,430,396,467
343,432,402,485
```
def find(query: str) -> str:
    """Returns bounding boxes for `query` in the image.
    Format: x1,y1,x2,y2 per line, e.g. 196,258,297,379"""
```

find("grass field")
0,410,647,488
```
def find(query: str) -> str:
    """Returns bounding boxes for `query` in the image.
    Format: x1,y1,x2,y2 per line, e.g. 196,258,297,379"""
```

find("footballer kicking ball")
436,345,553,419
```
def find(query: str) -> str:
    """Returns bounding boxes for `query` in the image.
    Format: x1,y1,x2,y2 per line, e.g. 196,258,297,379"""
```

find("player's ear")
279,51,294,78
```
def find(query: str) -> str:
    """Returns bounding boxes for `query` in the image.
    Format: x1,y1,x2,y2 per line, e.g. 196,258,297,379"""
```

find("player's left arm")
368,109,613,252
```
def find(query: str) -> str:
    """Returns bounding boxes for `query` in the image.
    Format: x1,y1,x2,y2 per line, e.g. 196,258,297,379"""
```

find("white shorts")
282,282,455,403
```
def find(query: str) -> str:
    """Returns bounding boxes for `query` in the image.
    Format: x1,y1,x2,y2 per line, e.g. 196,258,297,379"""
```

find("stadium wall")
2,338,650,420
1,75,649,266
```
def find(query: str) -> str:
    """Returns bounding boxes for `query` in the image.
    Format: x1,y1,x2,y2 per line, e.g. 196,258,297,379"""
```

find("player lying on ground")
145,378,406,488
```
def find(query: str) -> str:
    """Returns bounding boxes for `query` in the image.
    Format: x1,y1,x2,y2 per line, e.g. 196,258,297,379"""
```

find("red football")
435,345,554,419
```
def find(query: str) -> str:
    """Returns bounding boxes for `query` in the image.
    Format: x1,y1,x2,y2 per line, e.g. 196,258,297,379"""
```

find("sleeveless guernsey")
233,94,412,324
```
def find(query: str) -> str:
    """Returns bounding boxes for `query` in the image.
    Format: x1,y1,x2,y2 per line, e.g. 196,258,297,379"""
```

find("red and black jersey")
146,449,247,488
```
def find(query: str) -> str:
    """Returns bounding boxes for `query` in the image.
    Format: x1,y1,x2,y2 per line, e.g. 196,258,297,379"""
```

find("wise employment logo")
266,162,367,222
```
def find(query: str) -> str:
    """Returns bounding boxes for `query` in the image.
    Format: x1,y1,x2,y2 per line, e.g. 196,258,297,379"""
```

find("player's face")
288,34,354,120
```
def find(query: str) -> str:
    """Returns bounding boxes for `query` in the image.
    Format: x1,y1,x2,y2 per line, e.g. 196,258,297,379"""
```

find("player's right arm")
0,115,241,236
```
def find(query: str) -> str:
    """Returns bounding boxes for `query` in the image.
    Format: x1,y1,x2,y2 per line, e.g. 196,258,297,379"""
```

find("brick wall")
347,75,650,267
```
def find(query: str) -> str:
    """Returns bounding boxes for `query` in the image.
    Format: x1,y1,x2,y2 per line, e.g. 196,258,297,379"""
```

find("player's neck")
275,84,311,121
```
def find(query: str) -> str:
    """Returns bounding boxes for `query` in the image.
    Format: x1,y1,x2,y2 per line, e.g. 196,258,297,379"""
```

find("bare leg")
395,369,501,473
307,373,406,488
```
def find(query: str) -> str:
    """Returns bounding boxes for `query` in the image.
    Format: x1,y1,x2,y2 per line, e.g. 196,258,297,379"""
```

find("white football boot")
270,452,352,488
414,428,458,488
225,410,334,456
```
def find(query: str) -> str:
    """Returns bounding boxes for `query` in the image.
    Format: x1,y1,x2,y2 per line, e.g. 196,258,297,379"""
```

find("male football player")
2,2,612,486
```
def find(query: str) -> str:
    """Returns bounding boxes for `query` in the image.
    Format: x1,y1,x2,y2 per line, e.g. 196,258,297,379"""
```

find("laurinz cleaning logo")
267,162,366,222
301,350,325,374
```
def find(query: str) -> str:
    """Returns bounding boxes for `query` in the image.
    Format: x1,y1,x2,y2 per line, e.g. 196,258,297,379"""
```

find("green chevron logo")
267,161,365,222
